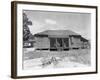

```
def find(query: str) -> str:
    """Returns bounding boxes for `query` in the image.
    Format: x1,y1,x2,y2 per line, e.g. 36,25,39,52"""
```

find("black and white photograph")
11,1,97,78
23,10,91,69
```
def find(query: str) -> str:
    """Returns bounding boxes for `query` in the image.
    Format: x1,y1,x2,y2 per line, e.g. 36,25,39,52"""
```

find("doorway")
50,38,69,51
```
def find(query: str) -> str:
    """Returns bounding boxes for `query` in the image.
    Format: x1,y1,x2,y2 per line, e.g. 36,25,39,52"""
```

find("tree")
23,13,32,41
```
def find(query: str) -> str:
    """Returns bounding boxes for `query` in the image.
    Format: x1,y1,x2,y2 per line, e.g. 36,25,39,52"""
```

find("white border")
17,3,96,76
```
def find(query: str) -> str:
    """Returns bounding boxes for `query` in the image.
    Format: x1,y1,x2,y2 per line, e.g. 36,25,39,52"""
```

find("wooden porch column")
69,36,72,50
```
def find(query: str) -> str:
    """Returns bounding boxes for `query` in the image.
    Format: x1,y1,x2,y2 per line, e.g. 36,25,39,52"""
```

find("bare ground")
23,48,91,66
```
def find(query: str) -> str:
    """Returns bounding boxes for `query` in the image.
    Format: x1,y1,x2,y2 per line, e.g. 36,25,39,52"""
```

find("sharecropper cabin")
33,30,89,51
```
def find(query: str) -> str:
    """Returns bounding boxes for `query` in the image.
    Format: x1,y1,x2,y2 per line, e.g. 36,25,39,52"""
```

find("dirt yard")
23,48,91,69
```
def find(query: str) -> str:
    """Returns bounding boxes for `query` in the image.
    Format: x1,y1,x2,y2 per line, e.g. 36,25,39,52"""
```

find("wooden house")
33,30,89,51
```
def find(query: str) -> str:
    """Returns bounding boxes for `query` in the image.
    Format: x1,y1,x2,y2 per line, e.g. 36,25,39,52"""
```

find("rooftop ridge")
34,29,79,36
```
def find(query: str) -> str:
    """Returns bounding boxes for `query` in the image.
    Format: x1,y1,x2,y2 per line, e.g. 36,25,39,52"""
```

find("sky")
23,10,91,39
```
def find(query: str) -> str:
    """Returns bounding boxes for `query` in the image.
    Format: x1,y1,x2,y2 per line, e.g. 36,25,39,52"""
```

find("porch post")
69,36,72,50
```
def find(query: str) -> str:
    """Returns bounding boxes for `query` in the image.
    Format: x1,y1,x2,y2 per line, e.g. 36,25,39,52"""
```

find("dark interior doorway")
63,38,69,50
50,38,69,51
50,38,56,50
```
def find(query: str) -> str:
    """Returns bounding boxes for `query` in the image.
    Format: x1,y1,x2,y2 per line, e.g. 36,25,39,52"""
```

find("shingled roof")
34,30,79,36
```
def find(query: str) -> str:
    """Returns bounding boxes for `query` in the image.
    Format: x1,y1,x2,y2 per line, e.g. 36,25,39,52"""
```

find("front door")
63,38,69,50
50,38,57,51
56,38,63,51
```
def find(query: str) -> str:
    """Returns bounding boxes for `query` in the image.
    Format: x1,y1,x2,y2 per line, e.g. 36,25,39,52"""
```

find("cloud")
29,21,47,34
45,19,56,25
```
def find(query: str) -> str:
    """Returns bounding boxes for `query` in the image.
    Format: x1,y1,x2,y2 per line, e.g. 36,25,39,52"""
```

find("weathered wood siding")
34,37,50,49
70,37,82,48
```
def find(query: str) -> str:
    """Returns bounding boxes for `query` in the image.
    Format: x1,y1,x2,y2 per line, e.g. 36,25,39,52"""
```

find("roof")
81,37,88,42
34,30,79,36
